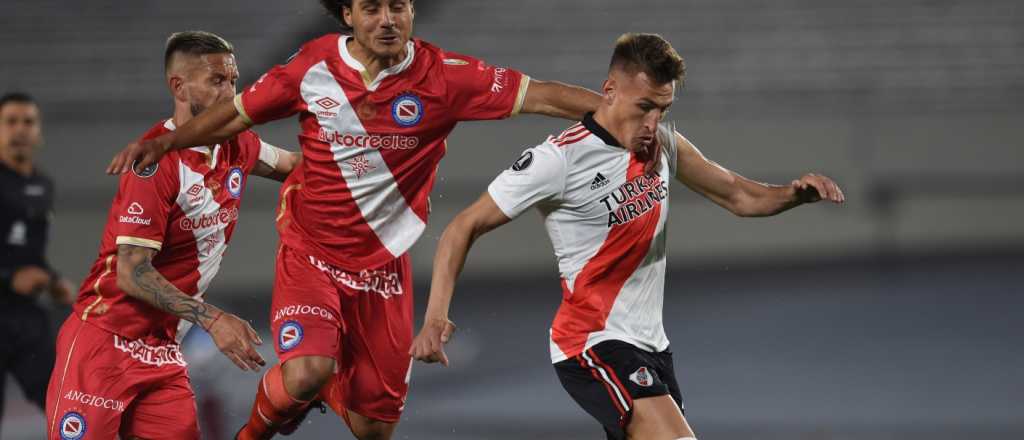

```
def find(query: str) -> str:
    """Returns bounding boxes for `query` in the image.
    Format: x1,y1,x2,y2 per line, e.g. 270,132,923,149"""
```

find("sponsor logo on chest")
318,129,419,150
179,206,239,231
598,174,668,227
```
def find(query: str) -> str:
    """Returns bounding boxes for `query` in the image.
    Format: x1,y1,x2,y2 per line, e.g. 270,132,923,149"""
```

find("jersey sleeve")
487,144,566,219
112,157,179,251
235,42,322,125
237,131,264,174
658,121,679,176
443,51,530,122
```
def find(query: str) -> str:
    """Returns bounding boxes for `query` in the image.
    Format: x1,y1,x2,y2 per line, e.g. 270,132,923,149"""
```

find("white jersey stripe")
175,162,225,342
300,62,426,258
581,349,631,412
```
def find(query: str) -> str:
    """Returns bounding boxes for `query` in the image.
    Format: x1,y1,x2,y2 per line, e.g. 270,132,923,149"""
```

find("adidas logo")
590,172,609,190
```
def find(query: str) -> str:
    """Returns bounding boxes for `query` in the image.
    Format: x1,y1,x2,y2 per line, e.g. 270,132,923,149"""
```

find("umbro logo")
590,172,609,190
315,97,340,110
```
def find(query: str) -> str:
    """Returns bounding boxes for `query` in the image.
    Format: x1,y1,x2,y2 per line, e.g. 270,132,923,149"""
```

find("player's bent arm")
252,142,302,182
412,193,512,366
115,244,265,370
672,132,844,217
108,98,252,174
520,79,602,121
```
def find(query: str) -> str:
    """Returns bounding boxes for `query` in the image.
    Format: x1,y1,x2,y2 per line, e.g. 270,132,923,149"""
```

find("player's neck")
347,38,406,80
171,110,213,152
592,108,637,152
0,148,33,177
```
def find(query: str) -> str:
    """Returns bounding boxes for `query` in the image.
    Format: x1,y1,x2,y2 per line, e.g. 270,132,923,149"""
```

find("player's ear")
168,75,187,103
602,78,615,103
342,4,354,28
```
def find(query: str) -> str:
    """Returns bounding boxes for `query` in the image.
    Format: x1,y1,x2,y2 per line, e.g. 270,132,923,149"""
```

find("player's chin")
373,38,405,53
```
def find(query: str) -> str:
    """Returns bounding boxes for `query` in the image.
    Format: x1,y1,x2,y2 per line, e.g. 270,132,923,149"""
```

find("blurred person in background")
44,31,300,440
0,92,75,426
105,0,605,438
411,33,844,440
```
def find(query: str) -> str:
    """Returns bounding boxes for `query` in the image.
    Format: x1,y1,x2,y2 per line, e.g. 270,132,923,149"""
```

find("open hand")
106,134,172,175
410,317,457,366
208,312,265,371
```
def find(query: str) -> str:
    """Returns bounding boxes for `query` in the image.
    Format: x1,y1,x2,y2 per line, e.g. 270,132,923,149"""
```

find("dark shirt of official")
0,161,55,297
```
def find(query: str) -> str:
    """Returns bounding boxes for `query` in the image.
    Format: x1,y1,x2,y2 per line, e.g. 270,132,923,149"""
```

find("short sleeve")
443,51,530,122
487,144,566,219
657,122,679,176
236,43,321,125
236,130,264,174
113,158,179,251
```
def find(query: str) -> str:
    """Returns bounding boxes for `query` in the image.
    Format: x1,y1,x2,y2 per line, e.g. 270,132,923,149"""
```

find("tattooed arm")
115,244,266,371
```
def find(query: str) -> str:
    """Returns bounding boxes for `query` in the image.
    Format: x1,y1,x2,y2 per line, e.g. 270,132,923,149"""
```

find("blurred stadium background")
2,0,1022,438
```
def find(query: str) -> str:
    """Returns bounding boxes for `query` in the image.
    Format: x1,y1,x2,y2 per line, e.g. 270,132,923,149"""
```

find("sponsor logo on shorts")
113,335,187,367
63,390,126,412
629,366,653,387
59,411,87,440
226,167,244,198
279,320,303,351
179,207,239,231
391,93,423,127
273,304,337,323
308,256,405,300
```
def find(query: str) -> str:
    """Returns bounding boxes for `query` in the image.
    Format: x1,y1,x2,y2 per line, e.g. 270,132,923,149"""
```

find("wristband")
205,310,225,331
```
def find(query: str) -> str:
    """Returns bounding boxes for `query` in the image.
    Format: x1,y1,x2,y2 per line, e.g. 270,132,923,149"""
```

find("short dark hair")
0,92,36,112
609,33,686,87
319,0,414,31
164,31,234,71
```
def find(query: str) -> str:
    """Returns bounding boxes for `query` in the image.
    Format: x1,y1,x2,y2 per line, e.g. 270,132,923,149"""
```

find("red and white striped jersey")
72,119,263,342
488,113,679,362
235,34,529,270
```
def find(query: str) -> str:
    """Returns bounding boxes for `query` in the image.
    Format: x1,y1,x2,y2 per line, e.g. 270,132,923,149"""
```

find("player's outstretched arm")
252,142,302,183
411,193,512,366
520,79,603,121
107,98,251,175
671,131,845,217
115,244,265,371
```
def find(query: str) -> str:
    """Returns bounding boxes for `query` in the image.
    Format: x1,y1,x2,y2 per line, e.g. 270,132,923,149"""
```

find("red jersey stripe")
550,153,662,358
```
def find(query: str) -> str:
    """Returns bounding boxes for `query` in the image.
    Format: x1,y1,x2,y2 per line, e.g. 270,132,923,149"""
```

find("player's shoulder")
137,119,173,142
235,128,261,145
545,122,594,152
421,40,491,72
300,33,344,55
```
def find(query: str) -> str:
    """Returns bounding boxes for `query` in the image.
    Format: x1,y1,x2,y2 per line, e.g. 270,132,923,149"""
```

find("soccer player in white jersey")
411,33,844,440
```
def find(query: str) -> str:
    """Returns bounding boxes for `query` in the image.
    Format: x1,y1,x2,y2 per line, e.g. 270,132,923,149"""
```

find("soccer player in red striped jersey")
105,1,603,439
411,33,844,440
45,31,300,440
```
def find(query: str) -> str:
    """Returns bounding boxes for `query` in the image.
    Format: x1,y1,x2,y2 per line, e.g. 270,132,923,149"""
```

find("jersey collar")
582,112,624,148
163,119,219,167
338,35,416,91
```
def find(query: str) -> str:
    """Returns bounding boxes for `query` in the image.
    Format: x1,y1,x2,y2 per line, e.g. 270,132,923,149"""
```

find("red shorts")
270,244,414,422
45,315,198,440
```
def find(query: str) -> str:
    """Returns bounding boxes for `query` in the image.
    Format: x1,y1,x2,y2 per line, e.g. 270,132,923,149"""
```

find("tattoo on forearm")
119,247,215,327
